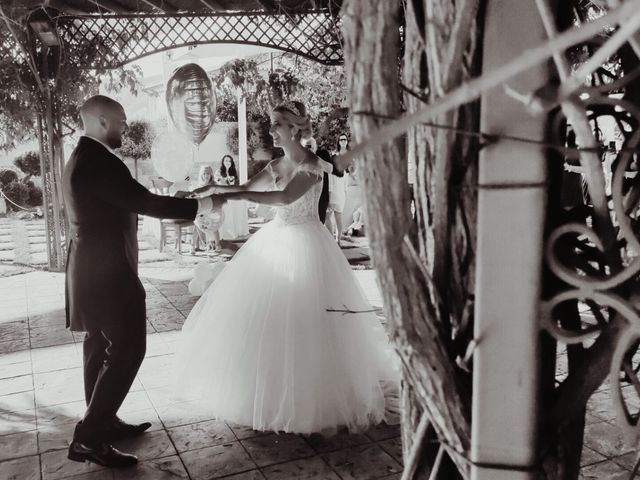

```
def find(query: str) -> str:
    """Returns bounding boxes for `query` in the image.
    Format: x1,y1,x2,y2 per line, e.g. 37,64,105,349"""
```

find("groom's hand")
174,190,190,199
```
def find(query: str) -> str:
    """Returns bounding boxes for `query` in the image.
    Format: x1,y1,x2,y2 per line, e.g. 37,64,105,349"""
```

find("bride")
172,101,397,434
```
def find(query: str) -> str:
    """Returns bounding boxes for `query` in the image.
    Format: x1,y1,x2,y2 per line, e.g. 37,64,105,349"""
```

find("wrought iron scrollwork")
543,78,640,443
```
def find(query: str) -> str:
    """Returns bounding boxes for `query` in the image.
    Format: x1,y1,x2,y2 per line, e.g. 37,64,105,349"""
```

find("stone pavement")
0,264,403,480
1,216,639,479
0,216,371,278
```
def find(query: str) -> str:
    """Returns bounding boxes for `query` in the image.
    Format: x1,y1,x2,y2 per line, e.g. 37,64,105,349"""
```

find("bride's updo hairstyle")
273,100,313,141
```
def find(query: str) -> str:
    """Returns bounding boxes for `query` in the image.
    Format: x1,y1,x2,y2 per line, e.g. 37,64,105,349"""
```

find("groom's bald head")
80,95,127,149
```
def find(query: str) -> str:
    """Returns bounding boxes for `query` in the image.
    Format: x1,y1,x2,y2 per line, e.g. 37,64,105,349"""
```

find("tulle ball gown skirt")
172,217,398,434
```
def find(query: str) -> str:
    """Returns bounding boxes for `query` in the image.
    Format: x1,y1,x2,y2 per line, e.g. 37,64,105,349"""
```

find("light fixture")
29,19,60,47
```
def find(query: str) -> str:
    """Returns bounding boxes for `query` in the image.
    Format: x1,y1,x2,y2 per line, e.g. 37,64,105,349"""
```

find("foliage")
255,68,300,109
0,7,143,151
2,180,29,211
213,58,262,93
14,151,40,177
215,96,238,122
23,179,42,206
115,121,153,160
280,55,349,151
0,169,19,187
213,54,348,156
225,125,261,160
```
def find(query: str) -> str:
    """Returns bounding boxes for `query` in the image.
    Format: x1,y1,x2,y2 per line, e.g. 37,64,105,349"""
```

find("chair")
150,177,194,253
159,218,194,253
150,177,173,195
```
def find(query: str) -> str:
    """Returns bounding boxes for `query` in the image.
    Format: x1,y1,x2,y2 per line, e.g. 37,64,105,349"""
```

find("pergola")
1,0,343,271
4,2,640,479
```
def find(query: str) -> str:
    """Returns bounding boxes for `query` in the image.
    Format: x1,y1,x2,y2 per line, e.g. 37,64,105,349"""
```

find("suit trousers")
74,313,146,444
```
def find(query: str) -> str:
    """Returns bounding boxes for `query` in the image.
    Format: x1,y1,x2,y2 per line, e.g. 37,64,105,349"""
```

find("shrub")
14,151,41,177
225,125,261,160
24,180,43,207
2,180,29,211
0,169,19,187
115,120,153,161
216,97,238,122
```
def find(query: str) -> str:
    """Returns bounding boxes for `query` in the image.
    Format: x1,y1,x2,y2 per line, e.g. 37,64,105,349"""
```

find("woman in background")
215,155,238,186
343,155,364,238
216,155,248,241
192,165,222,252
326,134,349,246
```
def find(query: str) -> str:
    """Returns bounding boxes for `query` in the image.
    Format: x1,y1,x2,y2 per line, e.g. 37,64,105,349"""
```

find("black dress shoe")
106,418,152,441
68,441,138,467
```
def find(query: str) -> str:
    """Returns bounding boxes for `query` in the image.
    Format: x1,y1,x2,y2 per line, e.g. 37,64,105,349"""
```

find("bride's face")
269,112,296,148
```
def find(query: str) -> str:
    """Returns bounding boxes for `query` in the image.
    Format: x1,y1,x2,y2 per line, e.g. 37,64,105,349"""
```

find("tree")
2,180,29,212
115,120,153,179
14,151,40,178
213,55,349,157
280,56,348,151
225,124,261,160
342,1,640,479
24,179,42,207
0,169,19,187
0,3,143,151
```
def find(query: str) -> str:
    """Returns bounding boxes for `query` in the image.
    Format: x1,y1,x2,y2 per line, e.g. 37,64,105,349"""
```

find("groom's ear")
98,114,109,130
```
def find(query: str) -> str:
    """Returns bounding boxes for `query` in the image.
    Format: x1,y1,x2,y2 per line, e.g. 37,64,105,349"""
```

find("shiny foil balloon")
151,132,194,182
166,63,216,146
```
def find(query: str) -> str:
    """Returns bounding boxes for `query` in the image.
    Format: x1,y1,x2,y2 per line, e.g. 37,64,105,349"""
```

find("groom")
63,95,223,467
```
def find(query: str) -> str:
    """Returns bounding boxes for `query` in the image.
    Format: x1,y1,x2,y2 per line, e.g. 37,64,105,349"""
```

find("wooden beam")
44,0,86,15
255,0,279,12
87,0,135,13
140,0,178,13
198,0,226,11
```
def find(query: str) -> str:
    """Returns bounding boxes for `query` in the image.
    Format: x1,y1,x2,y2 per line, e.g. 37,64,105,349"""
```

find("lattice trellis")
56,10,343,69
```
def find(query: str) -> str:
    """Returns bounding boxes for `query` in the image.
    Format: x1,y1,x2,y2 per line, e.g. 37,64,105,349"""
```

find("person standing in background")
326,134,350,246
215,155,247,241
192,165,222,252
301,137,344,224
214,155,238,187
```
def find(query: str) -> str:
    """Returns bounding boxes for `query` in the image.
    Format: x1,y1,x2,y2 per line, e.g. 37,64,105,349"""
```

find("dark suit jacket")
63,136,198,332
317,148,343,223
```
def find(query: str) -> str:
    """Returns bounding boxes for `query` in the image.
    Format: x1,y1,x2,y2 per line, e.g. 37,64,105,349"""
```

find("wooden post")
41,44,65,272
470,1,549,478
36,113,53,268
237,87,248,183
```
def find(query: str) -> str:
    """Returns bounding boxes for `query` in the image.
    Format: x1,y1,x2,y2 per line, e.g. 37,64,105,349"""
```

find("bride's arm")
220,171,319,207
180,161,277,197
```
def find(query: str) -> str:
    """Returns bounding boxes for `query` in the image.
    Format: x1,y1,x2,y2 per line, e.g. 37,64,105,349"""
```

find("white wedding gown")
172,158,398,434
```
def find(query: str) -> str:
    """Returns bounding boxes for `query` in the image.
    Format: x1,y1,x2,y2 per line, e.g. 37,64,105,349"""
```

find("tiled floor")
2,216,639,478
0,217,372,278
0,266,401,480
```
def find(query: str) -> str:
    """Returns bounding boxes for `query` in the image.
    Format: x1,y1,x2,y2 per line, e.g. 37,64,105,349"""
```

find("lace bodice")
268,159,332,225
